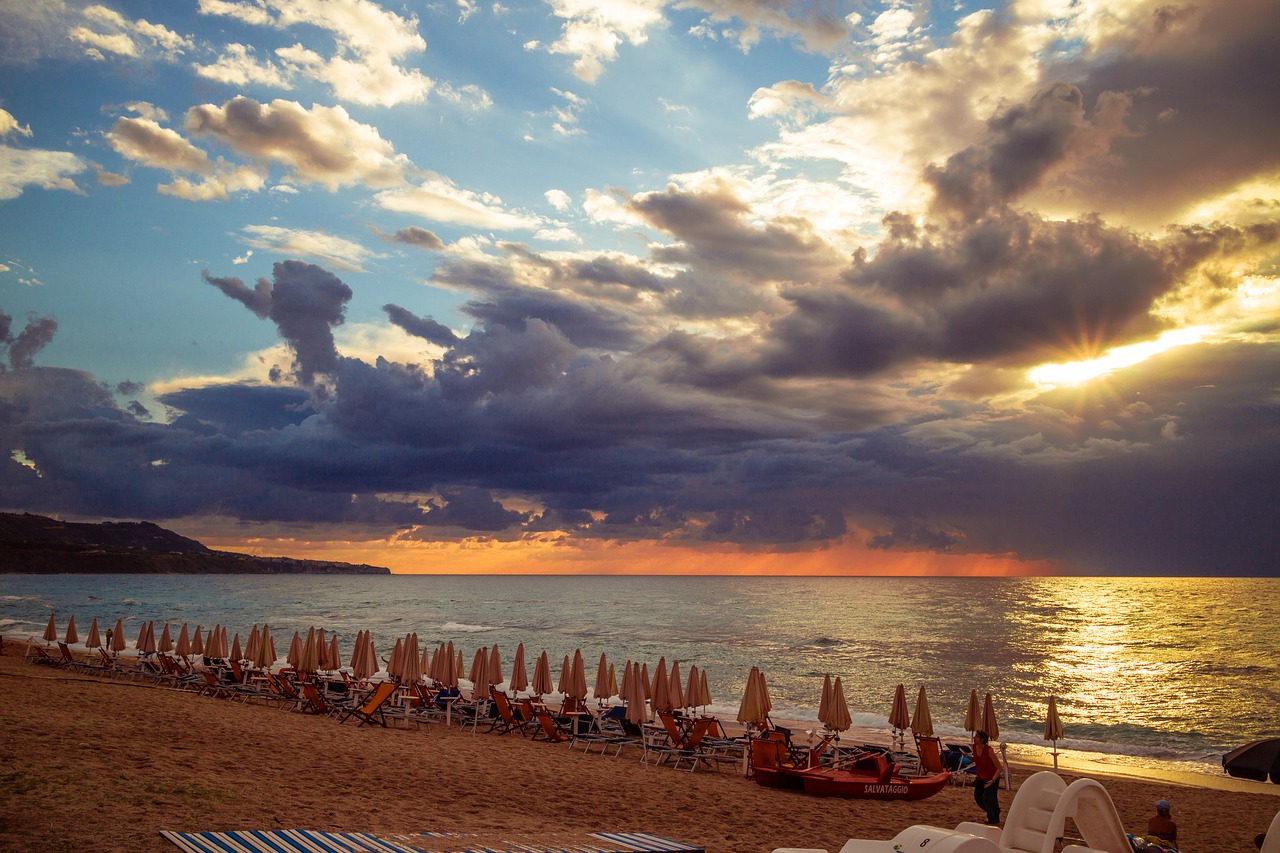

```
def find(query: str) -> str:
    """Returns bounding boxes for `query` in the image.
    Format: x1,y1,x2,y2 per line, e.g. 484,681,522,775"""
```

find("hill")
0,512,390,574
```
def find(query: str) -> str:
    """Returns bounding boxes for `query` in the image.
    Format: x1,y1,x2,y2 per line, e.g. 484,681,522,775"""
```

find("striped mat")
159,829,704,853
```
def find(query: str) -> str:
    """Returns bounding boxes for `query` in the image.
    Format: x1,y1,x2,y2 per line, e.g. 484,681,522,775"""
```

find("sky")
0,0,1277,576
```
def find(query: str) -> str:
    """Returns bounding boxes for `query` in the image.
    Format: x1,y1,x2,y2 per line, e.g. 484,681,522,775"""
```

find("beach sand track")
0,646,1275,853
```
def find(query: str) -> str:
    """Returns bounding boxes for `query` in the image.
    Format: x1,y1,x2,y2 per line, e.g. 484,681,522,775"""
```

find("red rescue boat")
751,739,950,801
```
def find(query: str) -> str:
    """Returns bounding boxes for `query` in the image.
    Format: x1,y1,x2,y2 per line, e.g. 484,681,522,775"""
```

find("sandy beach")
1,644,1276,853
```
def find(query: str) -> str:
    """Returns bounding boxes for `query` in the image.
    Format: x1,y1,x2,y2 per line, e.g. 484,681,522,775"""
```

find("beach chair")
26,644,59,666
198,670,240,699
532,707,571,743
915,734,947,775
488,688,536,736
340,680,398,727
56,642,81,669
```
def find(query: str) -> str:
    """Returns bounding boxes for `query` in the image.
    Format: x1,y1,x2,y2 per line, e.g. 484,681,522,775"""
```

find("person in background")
972,730,1002,826
1147,799,1177,847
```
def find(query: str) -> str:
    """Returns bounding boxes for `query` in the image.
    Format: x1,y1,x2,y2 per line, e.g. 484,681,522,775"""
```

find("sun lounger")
160,828,705,852
532,707,571,743
26,643,59,666
1259,810,1280,853
340,680,399,727
488,688,537,736
778,771,1132,853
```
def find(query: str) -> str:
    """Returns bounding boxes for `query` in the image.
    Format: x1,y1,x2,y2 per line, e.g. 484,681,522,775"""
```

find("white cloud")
194,43,293,88
197,0,440,107
69,4,192,61
241,224,381,272
0,109,33,138
545,189,571,210
0,146,86,200
108,117,211,173
537,0,664,82
376,174,545,230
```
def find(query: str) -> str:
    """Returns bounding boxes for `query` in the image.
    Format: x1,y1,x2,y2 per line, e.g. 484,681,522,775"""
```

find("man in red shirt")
972,730,1002,825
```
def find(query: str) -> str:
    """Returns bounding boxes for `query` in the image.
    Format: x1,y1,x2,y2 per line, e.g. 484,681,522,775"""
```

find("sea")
2,574,1276,784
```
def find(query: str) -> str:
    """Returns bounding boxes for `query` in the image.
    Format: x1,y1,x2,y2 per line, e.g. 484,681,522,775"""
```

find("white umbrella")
1044,695,1064,770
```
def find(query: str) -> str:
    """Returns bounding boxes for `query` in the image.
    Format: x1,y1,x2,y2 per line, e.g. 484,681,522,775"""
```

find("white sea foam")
441,621,500,633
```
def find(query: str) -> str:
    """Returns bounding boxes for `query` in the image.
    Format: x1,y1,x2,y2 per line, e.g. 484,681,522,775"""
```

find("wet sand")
0,643,1276,852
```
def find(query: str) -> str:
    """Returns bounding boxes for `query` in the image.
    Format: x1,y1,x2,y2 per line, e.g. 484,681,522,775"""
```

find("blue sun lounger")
160,829,705,853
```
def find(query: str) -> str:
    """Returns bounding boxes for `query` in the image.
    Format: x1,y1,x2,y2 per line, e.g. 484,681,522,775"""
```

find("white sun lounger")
772,771,1132,853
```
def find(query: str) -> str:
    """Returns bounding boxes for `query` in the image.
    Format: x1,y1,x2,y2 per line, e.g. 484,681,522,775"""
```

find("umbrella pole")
1052,738,1059,771
1000,742,1009,789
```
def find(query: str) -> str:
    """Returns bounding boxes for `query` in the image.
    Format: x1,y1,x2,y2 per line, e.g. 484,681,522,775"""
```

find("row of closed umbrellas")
43,614,1065,753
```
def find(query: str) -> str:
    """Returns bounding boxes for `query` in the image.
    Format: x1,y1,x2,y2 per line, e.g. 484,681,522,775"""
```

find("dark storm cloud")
205,260,353,384
382,303,458,347
408,486,531,533
158,384,313,434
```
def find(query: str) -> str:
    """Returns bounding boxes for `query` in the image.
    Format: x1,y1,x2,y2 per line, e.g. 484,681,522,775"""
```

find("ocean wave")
0,595,42,602
809,636,842,647
441,621,500,633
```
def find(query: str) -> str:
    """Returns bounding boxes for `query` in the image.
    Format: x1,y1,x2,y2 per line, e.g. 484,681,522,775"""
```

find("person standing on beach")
972,730,1002,826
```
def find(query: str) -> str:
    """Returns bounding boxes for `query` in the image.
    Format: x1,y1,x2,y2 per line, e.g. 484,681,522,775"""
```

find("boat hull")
799,769,951,800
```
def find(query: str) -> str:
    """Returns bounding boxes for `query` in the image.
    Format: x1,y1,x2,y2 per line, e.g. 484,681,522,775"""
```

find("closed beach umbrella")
349,630,365,671
175,624,191,658
350,632,372,680
699,669,712,708
230,632,242,662
818,674,833,725
570,649,588,702
912,686,935,737
245,625,261,662
388,638,404,680
736,666,771,728
684,665,700,713
43,614,58,644
620,660,634,701
299,627,319,674
824,676,853,736
625,662,648,725
532,650,553,695
651,658,671,713
455,649,464,677
158,623,174,654
255,624,276,670
192,625,204,656
137,621,156,655
286,631,302,670
608,663,618,699
593,653,611,703
469,647,489,696
440,640,458,689
1044,695,1064,770
328,634,341,672
668,660,685,710
509,643,528,694
64,615,79,646
488,644,503,688
964,689,981,733
85,618,101,649
557,654,572,695
419,640,431,680
982,692,1000,742
889,683,910,750
110,619,127,653
640,662,651,699
402,633,422,684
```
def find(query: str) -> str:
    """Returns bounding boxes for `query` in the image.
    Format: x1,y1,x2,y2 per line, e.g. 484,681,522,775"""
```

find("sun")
1028,327,1208,387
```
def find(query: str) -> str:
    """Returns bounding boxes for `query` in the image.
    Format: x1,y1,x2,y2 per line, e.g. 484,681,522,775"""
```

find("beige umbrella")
488,644,503,687
455,649,464,677
625,661,648,726
912,686,935,737
699,669,712,708
419,640,431,679
110,619,127,654
683,665,700,713
592,652,611,703
349,630,365,670
158,623,174,654
651,657,671,713
608,663,618,699
314,628,327,668
569,649,588,702
328,634,340,671
640,662,651,699
299,627,319,675
823,676,853,741
818,674,833,726
401,633,422,684
469,646,489,697
245,625,261,662
556,654,571,695
192,625,205,656
509,643,528,694
230,632,242,662
964,689,981,733
889,683,911,750
388,637,404,680
620,660,634,700
43,614,58,644
668,660,685,710
255,624,276,670
532,650,553,695
137,621,156,655
736,666,771,727
982,692,1000,742
85,618,101,649
1044,695,1064,770
440,640,458,689
64,615,79,646
175,623,192,658
286,631,302,670
428,641,444,682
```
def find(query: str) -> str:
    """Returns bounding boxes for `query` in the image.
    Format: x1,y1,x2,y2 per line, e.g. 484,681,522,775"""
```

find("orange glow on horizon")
201,533,1061,577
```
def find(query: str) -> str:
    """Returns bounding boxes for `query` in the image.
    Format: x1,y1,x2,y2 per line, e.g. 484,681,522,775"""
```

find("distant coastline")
0,511,389,575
